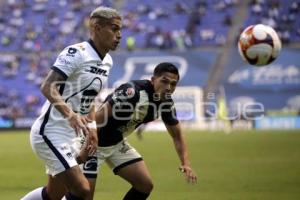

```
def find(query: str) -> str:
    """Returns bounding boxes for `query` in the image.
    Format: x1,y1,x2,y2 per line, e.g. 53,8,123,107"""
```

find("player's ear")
93,22,104,32
95,24,101,31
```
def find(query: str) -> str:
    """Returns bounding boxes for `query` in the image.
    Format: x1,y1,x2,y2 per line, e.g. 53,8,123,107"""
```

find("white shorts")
30,128,84,176
81,139,142,178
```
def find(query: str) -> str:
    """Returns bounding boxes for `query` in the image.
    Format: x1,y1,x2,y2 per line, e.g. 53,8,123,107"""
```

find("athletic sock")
64,193,84,200
123,187,150,200
20,186,46,200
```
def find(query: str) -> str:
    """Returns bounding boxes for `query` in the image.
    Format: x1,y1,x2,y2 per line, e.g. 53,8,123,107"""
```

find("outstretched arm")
165,123,197,184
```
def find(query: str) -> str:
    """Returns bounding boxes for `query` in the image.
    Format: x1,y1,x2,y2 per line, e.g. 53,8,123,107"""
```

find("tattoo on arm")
44,70,66,87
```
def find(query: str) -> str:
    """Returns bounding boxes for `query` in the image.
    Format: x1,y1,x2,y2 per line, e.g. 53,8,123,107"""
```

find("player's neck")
88,38,107,60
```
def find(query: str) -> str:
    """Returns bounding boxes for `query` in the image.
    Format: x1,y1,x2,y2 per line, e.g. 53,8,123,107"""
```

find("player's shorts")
30,128,84,176
81,139,143,178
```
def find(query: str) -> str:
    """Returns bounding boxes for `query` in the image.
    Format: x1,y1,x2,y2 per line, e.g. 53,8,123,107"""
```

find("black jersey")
98,80,179,146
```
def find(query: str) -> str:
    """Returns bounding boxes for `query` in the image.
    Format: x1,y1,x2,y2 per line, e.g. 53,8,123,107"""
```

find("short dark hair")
153,62,180,80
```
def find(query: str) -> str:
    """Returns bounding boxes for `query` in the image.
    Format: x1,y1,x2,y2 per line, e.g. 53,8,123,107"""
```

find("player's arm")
41,70,71,117
165,123,197,184
86,104,98,154
40,70,89,135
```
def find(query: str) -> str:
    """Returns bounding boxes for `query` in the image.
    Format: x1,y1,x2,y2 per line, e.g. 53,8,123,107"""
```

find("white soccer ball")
238,24,281,66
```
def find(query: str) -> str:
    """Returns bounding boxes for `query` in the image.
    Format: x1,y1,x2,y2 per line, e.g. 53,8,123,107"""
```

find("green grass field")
1,130,300,200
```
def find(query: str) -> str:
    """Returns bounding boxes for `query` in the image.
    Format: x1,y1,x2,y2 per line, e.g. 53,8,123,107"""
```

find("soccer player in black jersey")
83,62,197,199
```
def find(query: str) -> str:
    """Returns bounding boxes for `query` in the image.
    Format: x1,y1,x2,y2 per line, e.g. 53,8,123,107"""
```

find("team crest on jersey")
77,44,85,51
125,88,135,97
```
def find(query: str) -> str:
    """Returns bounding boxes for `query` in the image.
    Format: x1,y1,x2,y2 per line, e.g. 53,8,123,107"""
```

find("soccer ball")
238,24,281,66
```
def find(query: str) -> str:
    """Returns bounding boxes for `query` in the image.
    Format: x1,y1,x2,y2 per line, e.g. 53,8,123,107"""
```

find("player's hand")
68,112,89,136
76,127,98,163
76,142,90,164
179,165,197,184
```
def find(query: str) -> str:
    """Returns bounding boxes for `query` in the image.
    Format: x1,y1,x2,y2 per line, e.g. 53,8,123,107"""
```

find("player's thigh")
116,160,153,192
107,141,153,192
55,165,90,195
30,133,80,176
46,175,67,200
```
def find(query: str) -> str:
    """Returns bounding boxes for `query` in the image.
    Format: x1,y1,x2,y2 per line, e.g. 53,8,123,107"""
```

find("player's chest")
75,61,111,82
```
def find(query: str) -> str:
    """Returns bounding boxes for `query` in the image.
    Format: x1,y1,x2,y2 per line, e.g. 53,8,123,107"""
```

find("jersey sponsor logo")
68,47,77,54
87,66,108,76
66,47,77,57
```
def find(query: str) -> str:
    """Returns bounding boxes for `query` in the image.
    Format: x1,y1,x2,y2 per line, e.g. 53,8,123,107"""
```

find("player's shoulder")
131,80,151,91
113,81,141,100
59,42,86,58
68,41,90,55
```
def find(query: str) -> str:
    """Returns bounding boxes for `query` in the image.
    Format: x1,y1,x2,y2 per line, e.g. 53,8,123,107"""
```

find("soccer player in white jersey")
21,6,122,200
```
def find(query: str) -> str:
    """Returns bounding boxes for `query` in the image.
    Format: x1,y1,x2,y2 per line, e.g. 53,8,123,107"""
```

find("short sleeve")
161,101,179,126
106,83,139,107
52,47,83,79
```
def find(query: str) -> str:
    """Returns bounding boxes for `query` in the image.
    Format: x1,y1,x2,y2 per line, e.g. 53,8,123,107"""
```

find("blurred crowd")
0,0,300,122
0,0,238,53
249,0,300,44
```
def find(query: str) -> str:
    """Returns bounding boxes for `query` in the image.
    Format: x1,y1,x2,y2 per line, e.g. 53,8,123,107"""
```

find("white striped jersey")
32,39,113,139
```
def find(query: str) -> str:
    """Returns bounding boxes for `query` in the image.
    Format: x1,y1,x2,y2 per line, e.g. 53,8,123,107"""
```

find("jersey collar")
88,39,105,60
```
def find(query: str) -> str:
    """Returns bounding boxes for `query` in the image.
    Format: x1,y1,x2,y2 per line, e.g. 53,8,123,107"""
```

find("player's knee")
78,183,91,198
139,179,154,193
70,182,91,198
145,181,154,193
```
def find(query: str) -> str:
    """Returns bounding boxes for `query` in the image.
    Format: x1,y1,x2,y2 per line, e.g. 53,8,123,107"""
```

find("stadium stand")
0,0,300,129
